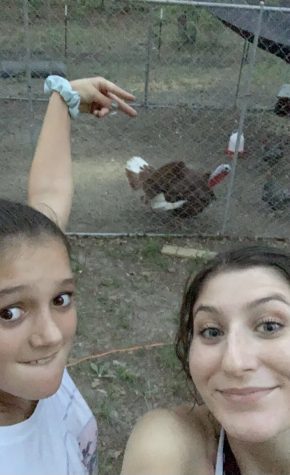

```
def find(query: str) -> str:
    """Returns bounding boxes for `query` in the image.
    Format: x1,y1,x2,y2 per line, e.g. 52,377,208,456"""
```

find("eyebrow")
194,293,290,318
247,294,290,309
0,278,75,299
193,305,220,318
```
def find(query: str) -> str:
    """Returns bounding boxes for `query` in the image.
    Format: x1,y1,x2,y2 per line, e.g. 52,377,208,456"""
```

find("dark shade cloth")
208,5,290,63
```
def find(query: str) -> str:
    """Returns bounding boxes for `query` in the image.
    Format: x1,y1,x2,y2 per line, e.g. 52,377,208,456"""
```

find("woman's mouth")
218,386,278,404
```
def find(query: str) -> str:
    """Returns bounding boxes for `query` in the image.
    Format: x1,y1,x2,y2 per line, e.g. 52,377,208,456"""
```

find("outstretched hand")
70,77,137,118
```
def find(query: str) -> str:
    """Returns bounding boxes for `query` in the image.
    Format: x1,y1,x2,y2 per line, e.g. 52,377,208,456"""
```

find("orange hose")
67,342,172,368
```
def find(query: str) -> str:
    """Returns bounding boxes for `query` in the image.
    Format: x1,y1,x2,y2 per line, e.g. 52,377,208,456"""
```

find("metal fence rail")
0,0,289,239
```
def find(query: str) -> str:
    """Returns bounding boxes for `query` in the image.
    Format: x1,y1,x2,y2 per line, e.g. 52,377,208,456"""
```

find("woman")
0,75,136,475
121,245,290,475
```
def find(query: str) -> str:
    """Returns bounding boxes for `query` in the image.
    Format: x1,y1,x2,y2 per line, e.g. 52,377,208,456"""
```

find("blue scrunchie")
44,75,80,119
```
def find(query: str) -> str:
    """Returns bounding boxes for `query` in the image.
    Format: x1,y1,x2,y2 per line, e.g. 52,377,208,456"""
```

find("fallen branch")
67,342,172,368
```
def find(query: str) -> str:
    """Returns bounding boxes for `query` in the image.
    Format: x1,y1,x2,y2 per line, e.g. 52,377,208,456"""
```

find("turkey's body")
142,161,214,217
126,157,230,219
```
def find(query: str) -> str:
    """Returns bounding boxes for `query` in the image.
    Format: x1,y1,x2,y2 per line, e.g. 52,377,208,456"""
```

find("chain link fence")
0,0,290,238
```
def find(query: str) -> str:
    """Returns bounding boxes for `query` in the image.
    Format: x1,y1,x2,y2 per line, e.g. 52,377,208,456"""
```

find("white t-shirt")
0,368,98,475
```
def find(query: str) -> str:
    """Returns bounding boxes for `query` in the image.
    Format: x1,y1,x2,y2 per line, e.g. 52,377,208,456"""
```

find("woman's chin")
223,420,280,443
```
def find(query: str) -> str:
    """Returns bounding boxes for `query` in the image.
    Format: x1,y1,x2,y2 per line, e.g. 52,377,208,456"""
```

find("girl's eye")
200,327,223,339
257,320,283,335
53,292,73,308
0,307,23,322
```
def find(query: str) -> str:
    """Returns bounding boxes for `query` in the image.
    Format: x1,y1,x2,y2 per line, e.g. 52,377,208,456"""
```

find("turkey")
125,157,231,218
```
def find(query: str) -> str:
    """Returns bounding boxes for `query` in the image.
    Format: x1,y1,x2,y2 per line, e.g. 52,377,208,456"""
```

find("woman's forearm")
28,92,72,230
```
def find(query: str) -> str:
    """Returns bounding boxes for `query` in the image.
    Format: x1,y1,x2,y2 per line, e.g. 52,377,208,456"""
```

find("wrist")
44,76,80,119
49,91,71,115
69,79,90,113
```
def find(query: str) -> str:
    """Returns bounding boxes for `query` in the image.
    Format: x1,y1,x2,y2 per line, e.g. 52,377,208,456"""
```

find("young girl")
0,75,136,475
121,245,290,475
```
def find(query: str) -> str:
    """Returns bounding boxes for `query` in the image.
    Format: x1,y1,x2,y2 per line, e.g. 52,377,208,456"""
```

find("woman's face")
0,237,76,402
190,266,290,442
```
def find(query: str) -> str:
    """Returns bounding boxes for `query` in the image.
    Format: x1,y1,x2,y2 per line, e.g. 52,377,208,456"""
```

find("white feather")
126,156,149,173
150,193,186,211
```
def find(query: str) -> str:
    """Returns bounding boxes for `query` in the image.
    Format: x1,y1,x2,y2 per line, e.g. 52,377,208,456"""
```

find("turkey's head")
208,164,231,188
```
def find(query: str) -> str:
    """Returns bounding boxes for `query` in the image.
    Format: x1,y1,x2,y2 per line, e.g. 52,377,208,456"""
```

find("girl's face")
190,266,290,442
0,237,76,402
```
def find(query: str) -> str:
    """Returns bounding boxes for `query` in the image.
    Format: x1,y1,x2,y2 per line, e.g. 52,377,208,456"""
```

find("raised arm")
28,76,136,230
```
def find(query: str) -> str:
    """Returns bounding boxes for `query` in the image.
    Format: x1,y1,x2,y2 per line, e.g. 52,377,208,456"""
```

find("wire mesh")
0,0,290,238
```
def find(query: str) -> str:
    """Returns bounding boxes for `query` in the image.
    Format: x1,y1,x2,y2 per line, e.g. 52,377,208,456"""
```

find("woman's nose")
29,307,63,348
221,329,258,375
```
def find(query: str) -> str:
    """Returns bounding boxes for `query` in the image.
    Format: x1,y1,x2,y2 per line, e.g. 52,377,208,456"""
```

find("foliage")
69,0,151,18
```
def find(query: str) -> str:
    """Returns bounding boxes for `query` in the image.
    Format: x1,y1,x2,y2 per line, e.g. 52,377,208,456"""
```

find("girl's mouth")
22,353,58,365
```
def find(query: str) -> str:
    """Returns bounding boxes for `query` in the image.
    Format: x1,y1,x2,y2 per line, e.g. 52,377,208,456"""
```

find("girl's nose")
29,308,63,348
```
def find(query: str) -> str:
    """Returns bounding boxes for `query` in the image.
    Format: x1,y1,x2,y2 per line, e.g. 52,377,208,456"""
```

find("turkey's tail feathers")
125,156,154,190
151,193,186,211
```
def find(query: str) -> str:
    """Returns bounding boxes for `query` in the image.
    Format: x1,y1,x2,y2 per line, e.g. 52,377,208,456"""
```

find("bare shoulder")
121,405,219,475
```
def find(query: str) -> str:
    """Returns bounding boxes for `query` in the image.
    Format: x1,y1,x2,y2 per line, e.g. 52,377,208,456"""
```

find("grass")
142,379,160,409
156,344,180,372
99,276,121,288
90,360,139,383
71,254,84,274
90,361,116,379
97,397,119,425
116,304,132,330
140,238,170,269
113,360,140,383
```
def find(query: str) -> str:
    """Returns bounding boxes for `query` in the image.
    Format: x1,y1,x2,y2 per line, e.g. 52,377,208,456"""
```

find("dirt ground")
67,235,193,474
66,234,289,474
68,233,289,474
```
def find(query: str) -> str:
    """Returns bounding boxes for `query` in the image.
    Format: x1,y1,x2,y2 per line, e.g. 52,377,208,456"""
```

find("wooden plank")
161,245,216,259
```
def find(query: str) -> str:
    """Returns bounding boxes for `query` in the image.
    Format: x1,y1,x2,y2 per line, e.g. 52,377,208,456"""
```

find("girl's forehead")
196,266,290,306
1,235,68,259
0,237,71,283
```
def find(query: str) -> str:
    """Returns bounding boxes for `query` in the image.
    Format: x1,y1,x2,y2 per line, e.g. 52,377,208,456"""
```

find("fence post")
158,7,164,59
47,0,51,30
22,0,34,149
64,3,68,59
221,1,265,236
144,7,154,107
234,39,250,108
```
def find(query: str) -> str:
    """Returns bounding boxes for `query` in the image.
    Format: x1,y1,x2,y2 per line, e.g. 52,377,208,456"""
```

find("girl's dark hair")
0,199,70,255
175,245,290,395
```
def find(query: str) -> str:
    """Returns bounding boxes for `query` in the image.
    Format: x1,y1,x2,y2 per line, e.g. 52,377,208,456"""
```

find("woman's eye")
257,321,283,334
200,327,222,339
53,292,73,308
0,307,23,322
